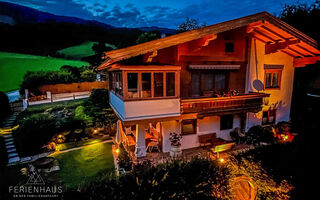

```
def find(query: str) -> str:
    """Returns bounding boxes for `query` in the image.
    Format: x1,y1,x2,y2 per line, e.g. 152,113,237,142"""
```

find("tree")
92,41,113,54
136,32,160,44
60,65,81,79
280,1,320,43
177,17,206,33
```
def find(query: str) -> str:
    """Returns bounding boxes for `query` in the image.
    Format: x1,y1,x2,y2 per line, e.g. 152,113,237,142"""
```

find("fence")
37,81,108,94
27,91,91,106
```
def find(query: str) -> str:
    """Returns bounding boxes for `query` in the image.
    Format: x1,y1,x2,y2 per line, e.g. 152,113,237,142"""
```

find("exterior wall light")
263,97,269,105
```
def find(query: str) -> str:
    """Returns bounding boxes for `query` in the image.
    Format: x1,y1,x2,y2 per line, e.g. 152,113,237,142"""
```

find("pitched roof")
98,11,319,70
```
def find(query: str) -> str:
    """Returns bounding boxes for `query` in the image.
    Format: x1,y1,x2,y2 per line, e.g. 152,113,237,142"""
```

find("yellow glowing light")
115,148,120,154
219,158,224,163
94,129,98,133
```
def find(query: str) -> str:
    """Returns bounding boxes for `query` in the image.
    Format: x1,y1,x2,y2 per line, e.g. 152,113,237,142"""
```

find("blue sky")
1,0,315,28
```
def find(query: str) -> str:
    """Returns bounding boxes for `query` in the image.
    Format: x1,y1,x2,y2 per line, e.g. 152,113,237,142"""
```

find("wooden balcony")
181,93,269,114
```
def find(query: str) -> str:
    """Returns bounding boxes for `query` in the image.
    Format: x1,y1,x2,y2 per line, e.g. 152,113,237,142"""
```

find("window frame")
181,119,197,135
264,69,282,90
191,71,229,97
122,70,179,101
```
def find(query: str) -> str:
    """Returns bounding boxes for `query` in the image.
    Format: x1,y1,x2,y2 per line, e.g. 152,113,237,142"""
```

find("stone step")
4,137,14,142
6,145,15,149
5,141,14,145
8,152,18,158
8,157,20,164
7,148,16,153
3,134,13,138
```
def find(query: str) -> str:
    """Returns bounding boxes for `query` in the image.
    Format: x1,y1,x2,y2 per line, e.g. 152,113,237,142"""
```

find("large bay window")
117,70,178,100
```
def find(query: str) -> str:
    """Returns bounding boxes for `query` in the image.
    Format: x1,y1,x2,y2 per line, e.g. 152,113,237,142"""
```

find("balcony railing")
181,93,269,114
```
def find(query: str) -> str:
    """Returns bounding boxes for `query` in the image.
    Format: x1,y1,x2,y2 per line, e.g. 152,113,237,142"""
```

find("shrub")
78,158,231,200
246,125,275,145
80,70,96,82
74,106,93,127
14,113,56,156
117,144,132,171
0,91,10,120
88,89,109,108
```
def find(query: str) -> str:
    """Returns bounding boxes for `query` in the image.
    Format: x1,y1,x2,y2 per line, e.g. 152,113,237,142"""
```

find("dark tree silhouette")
177,17,206,33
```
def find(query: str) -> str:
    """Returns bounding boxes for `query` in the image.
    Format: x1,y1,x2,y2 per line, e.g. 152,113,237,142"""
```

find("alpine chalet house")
97,12,320,158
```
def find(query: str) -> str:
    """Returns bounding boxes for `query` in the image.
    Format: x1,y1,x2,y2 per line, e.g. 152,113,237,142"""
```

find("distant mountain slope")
0,1,113,29
0,1,175,34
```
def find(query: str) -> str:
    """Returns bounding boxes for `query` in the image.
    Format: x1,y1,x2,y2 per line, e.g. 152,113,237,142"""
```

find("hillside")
57,41,116,59
0,2,175,57
0,52,89,92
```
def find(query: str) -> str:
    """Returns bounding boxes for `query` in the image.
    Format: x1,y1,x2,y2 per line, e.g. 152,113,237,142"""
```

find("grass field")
0,52,89,92
57,41,116,59
52,142,114,189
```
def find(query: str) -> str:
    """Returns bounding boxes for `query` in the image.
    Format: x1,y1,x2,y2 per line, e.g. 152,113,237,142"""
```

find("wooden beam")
287,46,305,57
295,44,316,56
146,50,158,62
246,20,265,33
193,34,217,52
250,32,269,44
253,29,277,43
280,49,297,57
294,56,320,67
265,39,299,54
259,25,289,41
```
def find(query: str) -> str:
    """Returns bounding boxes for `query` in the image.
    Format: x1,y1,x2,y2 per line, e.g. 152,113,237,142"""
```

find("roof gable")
98,12,319,70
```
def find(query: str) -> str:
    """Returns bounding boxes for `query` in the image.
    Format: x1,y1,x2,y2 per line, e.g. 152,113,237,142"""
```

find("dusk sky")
1,0,315,28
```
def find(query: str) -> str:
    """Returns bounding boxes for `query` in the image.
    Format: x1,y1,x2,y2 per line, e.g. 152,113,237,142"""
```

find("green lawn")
52,142,114,189
57,41,116,59
0,52,89,92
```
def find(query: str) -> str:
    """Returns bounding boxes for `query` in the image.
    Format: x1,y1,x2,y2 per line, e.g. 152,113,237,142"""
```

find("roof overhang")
97,11,320,70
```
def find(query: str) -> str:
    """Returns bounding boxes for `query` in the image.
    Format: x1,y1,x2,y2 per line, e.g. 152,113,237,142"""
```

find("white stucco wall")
161,115,240,152
246,38,295,130
110,91,181,121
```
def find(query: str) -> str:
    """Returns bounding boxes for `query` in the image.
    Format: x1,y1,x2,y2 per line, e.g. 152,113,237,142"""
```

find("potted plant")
169,132,182,157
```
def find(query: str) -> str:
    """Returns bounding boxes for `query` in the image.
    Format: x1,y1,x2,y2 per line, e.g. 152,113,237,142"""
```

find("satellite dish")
253,79,264,91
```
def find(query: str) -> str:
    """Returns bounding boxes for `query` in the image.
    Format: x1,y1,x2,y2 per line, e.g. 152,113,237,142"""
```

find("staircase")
0,112,20,164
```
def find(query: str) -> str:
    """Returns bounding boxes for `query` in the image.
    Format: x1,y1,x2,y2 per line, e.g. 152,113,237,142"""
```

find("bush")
117,144,132,171
78,158,231,200
0,91,10,120
20,67,96,94
88,89,109,108
80,70,96,82
246,125,275,146
74,106,93,127
14,113,56,156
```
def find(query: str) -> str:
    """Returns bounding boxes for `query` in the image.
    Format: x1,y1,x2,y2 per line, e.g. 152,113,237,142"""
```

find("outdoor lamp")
263,97,270,105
